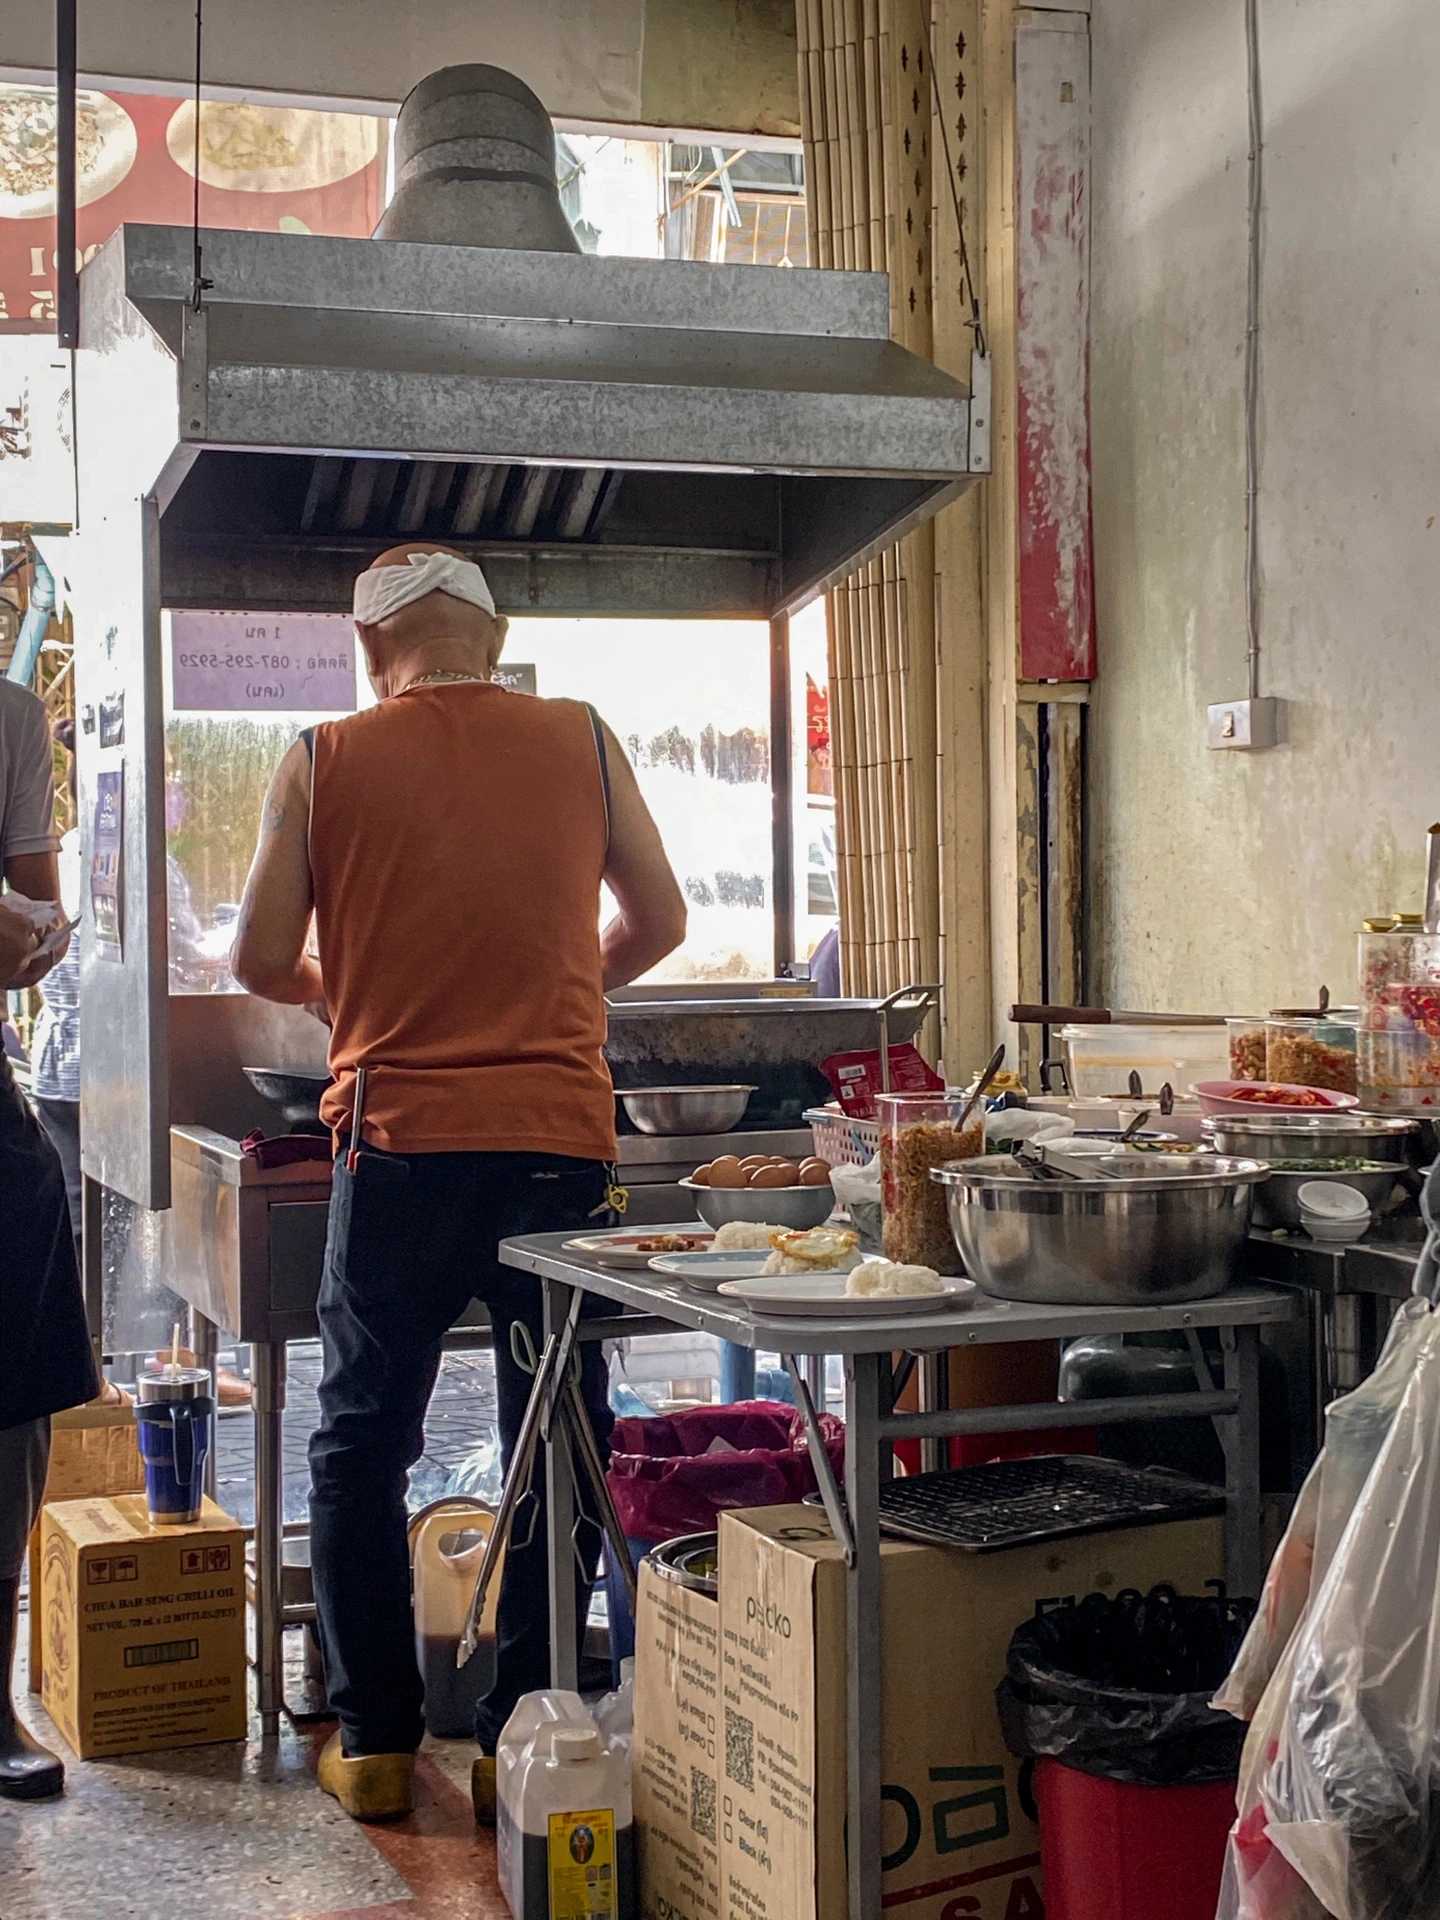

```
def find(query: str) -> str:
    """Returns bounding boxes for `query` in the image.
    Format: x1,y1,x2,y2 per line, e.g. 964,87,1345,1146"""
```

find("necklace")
401,669,492,692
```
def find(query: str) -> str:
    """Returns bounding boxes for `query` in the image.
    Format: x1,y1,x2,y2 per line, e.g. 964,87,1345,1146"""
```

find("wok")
244,1066,332,1132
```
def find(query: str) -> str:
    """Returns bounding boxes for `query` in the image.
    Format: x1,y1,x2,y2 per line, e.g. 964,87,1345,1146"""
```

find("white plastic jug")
408,1497,502,1739
497,1692,636,1920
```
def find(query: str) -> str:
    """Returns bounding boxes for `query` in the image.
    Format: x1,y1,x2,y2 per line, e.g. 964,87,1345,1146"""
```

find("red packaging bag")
821,1043,944,1121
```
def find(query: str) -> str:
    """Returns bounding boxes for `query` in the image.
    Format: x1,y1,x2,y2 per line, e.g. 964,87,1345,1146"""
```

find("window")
790,600,837,967
503,618,776,984
161,608,833,991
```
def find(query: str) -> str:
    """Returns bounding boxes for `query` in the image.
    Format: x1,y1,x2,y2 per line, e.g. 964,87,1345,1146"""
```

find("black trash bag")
997,1584,1257,1787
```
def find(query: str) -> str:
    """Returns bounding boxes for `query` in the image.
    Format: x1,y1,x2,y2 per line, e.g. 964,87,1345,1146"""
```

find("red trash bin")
1034,1758,1238,1920
998,1587,1255,1920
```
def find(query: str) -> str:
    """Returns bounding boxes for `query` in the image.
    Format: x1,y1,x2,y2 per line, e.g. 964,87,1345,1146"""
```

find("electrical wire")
1244,0,1264,699
189,0,209,310
920,14,987,360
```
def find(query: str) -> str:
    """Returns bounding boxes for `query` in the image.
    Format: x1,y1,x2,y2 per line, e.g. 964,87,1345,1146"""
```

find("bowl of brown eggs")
682,1153,836,1230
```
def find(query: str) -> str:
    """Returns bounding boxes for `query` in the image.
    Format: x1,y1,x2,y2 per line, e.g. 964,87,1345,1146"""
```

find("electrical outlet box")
1207,696,1279,751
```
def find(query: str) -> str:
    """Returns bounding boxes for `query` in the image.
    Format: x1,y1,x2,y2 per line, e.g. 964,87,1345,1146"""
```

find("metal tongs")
1016,1106,1147,1182
456,1293,636,1669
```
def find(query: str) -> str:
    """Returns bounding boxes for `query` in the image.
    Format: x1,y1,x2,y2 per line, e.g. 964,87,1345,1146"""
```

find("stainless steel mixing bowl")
681,1178,836,1232
930,1154,1268,1306
1249,1161,1402,1230
617,1085,756,1135
1205,1112,1418,1165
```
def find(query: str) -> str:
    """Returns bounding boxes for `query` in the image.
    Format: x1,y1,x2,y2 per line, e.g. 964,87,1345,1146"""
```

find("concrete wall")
1088,0,1440,1015
6,0,798,137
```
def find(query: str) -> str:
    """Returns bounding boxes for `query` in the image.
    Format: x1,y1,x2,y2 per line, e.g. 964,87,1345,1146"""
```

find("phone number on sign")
175,653,350,673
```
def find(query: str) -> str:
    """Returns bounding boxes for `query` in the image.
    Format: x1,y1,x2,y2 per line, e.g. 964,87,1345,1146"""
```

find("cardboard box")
40,1494,246,1759
634,1504,1223,1920
633,1562,724,1920
27,1396,145,1692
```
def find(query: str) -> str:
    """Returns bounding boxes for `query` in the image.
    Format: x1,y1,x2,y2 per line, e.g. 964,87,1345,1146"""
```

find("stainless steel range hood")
80,219,984,621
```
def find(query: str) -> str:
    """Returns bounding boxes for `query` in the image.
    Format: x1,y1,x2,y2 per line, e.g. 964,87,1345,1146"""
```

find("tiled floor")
210,1344,505,1531
1,1623,507,1920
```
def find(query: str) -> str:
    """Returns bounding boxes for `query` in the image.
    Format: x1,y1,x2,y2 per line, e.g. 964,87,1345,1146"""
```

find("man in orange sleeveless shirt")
233,542,685,1818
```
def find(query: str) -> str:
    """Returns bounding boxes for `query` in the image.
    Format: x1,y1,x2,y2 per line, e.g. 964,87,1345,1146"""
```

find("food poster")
0,84,386,332
90,768,123,962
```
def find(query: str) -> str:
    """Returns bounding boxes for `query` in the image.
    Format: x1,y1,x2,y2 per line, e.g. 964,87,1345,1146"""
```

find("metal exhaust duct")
375,65,581,254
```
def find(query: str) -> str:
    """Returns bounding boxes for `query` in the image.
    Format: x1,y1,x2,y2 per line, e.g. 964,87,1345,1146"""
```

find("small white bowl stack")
1296,1179,1371,1244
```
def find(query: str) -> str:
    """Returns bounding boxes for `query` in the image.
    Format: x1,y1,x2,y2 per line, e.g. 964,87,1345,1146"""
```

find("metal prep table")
497,1233,1297,1920
166,1125,495,1733
1247,1214,1426,1442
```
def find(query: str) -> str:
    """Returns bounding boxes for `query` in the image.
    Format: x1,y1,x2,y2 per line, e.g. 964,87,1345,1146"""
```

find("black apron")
0,1057,97,1428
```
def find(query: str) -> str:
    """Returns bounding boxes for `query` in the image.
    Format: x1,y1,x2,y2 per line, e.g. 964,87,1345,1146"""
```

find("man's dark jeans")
308,1147,613,1756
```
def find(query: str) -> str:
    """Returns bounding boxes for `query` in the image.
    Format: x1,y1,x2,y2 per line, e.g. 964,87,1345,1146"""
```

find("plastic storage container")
496,1693,636,1920
1265,1015,1358,1095
409,1498,501,1739
1360,927,1440,1110
877,1090,981,1270
1058,1023,1228,1099
1225,1017,1267,1082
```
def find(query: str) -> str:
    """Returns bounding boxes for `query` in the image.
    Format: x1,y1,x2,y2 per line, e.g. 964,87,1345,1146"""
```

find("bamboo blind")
797,0,942,1016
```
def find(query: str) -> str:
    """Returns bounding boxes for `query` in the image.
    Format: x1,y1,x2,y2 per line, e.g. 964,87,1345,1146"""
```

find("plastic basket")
804,1104,880,1167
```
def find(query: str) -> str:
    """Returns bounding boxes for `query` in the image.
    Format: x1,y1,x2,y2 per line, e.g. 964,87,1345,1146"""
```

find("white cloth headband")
352,551,496,625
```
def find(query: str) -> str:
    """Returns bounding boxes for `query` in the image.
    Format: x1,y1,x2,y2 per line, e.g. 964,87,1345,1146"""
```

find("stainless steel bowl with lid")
617,1085,756,1136
930,1154,1269,1306
650,1532,719,1597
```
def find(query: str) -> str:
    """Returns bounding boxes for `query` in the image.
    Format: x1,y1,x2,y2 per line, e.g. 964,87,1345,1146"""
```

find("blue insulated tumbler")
136,1368,215,1524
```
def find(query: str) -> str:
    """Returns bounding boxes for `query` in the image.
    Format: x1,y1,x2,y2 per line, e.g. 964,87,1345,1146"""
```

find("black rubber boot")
0,1577,64,1800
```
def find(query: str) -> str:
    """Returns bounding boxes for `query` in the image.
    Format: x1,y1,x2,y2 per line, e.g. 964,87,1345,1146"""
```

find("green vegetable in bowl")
1269,1157,1394,1174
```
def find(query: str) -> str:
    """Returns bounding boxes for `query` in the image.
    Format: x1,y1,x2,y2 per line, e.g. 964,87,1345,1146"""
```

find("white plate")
649,1250,854,1290
715,1274,977,1317
563,1231,712,1271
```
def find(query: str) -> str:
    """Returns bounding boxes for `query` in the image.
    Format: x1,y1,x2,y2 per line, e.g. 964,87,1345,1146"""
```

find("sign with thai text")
170,611,357,712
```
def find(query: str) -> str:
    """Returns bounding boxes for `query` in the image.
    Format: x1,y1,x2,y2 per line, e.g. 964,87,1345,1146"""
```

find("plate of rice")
717,1260,976,1318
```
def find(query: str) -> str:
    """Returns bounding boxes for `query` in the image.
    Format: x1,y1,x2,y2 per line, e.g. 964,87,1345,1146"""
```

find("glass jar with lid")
1226,1017,1267,1081
1359,927,1440,1110
1265,1016,1358,1095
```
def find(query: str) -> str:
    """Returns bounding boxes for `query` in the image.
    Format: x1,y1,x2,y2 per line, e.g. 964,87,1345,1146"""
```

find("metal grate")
872,1456,1225,1553
295,455,621,545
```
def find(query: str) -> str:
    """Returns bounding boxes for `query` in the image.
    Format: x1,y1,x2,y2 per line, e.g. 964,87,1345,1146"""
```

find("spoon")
958,1042,1007,1134
1119,1107,1152,1145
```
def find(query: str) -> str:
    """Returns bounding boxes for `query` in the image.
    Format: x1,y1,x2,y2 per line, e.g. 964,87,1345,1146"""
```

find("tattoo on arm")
263,798,287,835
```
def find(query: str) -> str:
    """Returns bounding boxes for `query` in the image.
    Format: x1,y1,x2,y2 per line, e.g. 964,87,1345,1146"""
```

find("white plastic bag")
983,1108,1075,1151
1215,1300,1436,1722
1216,1301,1440,1919
831,1154,881,1208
